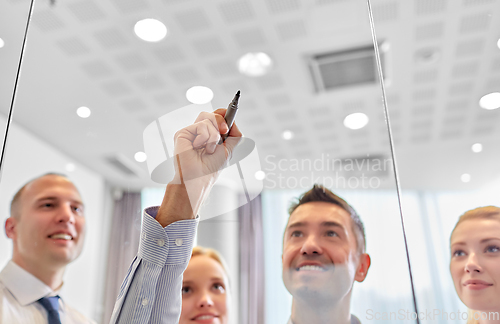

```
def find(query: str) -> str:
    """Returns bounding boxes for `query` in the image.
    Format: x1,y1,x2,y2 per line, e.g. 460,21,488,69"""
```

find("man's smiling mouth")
296,265,326,271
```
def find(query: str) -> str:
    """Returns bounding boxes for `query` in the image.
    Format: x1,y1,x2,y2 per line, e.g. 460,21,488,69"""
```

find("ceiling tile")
411,105,434,116
266,93,292,106
220,80,251,95
169,66,201,83
232,28,268,48
446,100,470,112
109,0,149,13
80,60,114,79
207,59,239,78
275,109,298,122
372,1,399,23
415,0,447,15
451,61,479,78
93,28,129,50
67,1,106,23
192,36,226,57
56,37,90,56
309,106,332,116
491,58,500,71
449,81,474,95
443,115,466,126
471,126,494,136
342,100,365,112
174,8,212,33
440,130,463,140
315,0,350,5
459,12,491,34
115,52,149,71
455,39,485,58
134,74,166,91
266,0,301,14
217,1,255,23
275,20,308,42
463,0,494,5
101,80,133,97
413,88,437,101
313,120,334,130
120,98,148,112
411,119,433,130
414,69,439,83
32,9,66,32
152,46,187,65
254,74,285,91
415,22,444,41
410,134,432,144
153,93,179,107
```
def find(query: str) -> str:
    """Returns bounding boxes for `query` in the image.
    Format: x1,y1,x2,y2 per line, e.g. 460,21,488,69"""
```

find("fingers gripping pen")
218,90,240,144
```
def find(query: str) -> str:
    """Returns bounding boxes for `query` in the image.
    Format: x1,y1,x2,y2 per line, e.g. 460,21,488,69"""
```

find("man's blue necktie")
37,296,62,324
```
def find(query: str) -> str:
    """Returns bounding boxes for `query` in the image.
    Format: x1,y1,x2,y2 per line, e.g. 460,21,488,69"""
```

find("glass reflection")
0,0,421,323
374,0,500,323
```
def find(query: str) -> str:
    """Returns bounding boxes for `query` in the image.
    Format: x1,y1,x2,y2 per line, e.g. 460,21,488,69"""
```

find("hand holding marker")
218,90,240,144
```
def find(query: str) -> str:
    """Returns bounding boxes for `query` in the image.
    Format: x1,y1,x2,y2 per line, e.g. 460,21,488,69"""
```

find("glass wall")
0,0,442,323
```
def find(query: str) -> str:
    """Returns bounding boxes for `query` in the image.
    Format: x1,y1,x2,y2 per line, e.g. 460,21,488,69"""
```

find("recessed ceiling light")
497,38,500,49
186,86,214,104
238,52,273,77
282,130,294,140
344,113,369,130
471,143,483,153
134,18,167,42
461,173,471,183
479,92,500,110
76,106,91,118
65,163,76,172
134,151,147,162
0,38,4,48
254,170,266,180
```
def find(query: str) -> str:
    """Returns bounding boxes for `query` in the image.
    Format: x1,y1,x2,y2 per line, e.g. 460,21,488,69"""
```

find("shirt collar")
0,261,55,306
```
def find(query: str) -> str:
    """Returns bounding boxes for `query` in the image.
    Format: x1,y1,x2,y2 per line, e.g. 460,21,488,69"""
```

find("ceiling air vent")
308,43,386,92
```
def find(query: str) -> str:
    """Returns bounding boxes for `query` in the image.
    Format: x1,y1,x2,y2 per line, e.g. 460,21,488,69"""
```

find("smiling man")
282,184,371,324
1,173,95,323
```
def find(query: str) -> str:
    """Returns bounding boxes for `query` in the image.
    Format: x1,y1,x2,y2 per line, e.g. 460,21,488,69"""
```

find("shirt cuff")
138,206,199,266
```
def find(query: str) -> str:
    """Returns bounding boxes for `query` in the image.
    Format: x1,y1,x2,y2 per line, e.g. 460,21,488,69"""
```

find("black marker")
218,90,240,144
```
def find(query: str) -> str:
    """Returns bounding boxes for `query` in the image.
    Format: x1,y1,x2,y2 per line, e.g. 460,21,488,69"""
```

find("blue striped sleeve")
109,206,198,324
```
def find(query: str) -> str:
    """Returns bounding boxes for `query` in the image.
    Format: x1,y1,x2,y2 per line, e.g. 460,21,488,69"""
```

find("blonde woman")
179,246,230,324
450,206,500,324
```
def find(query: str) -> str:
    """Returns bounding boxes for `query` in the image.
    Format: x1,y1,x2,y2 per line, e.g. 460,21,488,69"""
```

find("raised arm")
109,109,242,324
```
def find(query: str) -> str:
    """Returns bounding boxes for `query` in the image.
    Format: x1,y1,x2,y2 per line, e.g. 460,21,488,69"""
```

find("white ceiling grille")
308,45,385,92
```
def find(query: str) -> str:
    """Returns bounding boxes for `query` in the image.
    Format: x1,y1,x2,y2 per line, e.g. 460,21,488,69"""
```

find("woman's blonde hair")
451,206,500,324
451,206,500,238
191,246,230,286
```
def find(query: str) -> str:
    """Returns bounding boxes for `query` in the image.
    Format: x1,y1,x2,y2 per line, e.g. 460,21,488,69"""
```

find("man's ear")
5,217,17,239
354,253,371,282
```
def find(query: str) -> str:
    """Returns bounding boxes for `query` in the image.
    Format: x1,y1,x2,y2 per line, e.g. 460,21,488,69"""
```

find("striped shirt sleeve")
109,206,198,324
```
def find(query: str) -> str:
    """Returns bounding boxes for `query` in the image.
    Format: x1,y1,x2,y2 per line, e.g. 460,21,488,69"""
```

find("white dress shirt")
0,260,96,324
110,206,198,324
